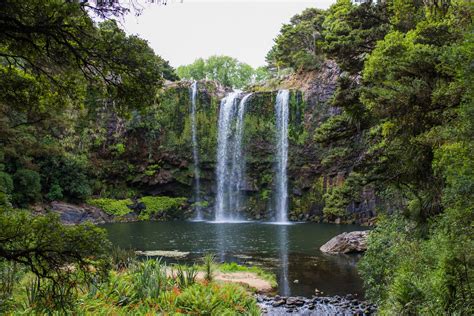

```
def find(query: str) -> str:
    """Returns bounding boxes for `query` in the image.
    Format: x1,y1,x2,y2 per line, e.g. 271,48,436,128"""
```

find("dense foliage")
266,0,473,313
0,209,111,310
2,252,262,314
267,8,327,72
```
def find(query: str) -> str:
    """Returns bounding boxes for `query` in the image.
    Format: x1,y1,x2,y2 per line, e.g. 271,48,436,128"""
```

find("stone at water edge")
320,231,369,254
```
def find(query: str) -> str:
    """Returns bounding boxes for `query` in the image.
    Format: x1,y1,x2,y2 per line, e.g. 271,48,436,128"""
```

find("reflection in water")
277,225,290,296
102,221,366,297
216,223,226,262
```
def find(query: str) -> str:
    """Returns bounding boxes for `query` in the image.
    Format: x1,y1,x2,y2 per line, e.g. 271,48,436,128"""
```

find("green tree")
267,8,326,72
358,4,474,314
13,169,42,206
0,209,111,309
177,55,256,88
323,0,390,74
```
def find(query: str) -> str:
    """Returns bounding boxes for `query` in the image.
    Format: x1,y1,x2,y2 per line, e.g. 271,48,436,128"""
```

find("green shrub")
76,268,260,315
138,196,187,220
87,198,133,216
113,143,126,155
13,169,42,205
175,283,260,315
46,184,63,201
202,253,216,282
133,259,168,300
0,210,111,313
39,155,92,200
0,172,13,194
0,172,13,207
111,246,136,271
174,265,198,289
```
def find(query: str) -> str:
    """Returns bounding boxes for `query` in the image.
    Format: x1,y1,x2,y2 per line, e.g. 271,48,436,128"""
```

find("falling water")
190,81,202,220
215,92,251,221
229,93,252,214
275,90,290,223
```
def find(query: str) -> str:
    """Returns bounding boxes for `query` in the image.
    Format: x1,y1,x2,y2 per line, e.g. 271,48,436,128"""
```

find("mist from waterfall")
190,81,202,220
215,92,252,221
275,90,290,223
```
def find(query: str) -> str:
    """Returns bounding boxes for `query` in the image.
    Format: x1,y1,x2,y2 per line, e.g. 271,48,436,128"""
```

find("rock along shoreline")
257,294,377,315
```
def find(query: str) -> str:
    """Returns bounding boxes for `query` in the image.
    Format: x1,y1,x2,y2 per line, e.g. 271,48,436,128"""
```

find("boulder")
320,231,369,254
50,201,114,225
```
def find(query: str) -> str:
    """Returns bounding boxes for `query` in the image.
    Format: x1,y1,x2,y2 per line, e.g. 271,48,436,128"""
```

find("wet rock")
272,299,285,307
258,293,377,315
320,231,370,254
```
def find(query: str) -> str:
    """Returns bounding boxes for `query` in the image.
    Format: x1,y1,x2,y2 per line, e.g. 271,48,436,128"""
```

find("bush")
111,246,136,271
46,184,63,201
175,283,260,315
39,155,92,201
0,209,111,311
133,259,168,300
0,172,13,207
0,172,13,194
13,169,41,205
138,196,187,220
87,198,133,216
359,212,474,314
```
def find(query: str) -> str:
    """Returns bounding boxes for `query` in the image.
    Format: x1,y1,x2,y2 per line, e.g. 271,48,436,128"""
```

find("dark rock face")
49,202,114,224
257,294,377,315
320,231,369,254
48,202,138,225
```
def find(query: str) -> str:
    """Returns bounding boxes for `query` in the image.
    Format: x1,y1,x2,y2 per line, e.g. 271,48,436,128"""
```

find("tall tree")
266,8,326,72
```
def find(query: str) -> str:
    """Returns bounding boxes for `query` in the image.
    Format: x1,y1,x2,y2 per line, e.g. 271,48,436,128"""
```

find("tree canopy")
266,8,327,72
176,55,265,89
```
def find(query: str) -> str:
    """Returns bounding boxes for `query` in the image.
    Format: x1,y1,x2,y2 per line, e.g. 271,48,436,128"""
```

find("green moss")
87,198,133,216
291,176,324,218
192,200,209,208
144,164,160,176
138,196,187,220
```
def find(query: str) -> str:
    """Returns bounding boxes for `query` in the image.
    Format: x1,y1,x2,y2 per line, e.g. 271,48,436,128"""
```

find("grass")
218,262,277,288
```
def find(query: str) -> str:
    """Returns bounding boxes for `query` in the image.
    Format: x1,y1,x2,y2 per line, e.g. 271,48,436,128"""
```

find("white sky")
122,0,335,68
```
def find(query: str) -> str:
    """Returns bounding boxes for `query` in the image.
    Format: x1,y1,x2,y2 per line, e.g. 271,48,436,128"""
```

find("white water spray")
215,92,251,221
190,81,202,220
275,90,290,223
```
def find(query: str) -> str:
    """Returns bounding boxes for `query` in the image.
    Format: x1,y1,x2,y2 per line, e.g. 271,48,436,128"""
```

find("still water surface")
103,221,365,297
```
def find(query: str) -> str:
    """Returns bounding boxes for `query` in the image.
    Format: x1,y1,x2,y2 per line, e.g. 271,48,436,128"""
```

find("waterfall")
275,90,290,223
229,93,252,214
215,92,251,221
190,81,202,220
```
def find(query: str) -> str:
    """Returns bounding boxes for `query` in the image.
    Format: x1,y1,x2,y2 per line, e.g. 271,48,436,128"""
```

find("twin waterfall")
215,92,252,221
189,83,290,223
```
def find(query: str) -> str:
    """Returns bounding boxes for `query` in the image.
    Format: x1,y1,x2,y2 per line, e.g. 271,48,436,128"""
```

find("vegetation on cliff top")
177,55,270,88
